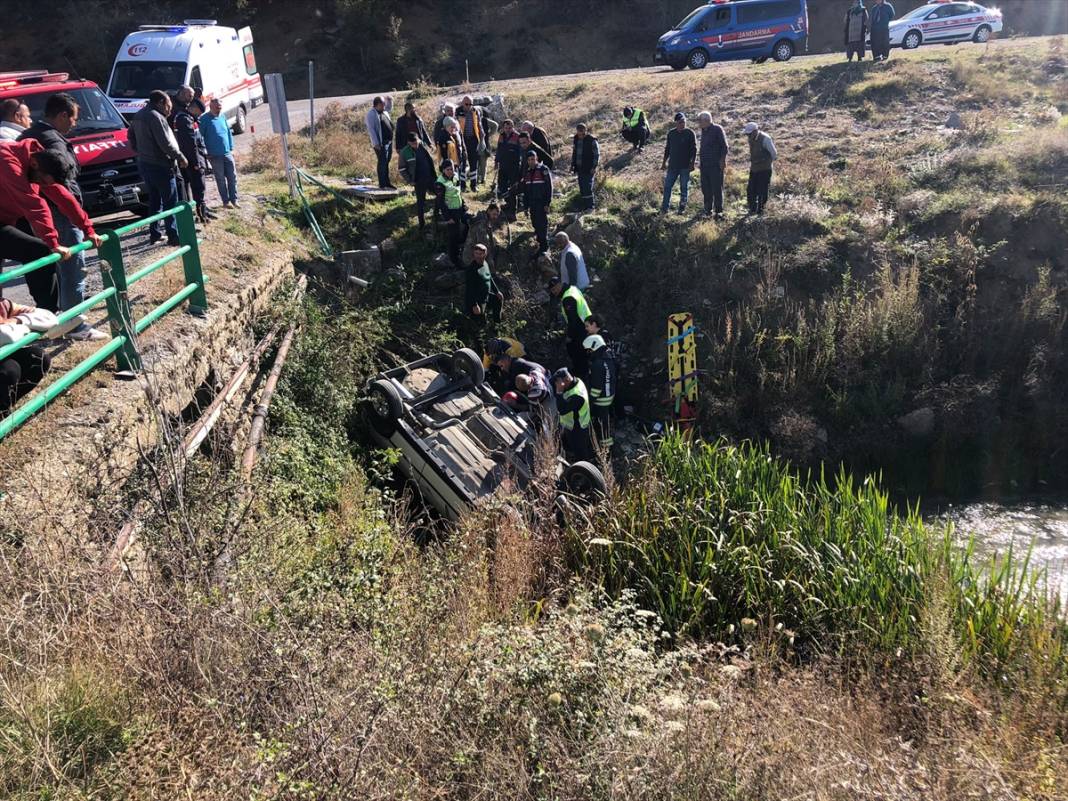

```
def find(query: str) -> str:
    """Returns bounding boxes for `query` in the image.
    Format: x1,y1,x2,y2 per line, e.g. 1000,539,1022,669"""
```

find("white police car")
887,1,1003,50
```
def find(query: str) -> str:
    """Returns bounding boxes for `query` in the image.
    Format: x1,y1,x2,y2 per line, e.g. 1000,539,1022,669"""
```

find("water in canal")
931,502,1068,603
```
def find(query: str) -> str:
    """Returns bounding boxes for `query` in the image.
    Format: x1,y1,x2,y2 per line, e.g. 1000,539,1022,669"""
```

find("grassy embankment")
1,40,1066,799
258,37,1068,497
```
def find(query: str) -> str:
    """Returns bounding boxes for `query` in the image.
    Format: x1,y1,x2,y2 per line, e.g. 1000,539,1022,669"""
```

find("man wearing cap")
548,276,593,379
584,334,617,449
697,111,729,219
620,106,650,152
518,149,554,255
743,123,778,215
366,95,396,189
570,123,600,211
435,159,468,267
463,243,504,351
661,112,697,214
553,368,594,462
553,231,590,291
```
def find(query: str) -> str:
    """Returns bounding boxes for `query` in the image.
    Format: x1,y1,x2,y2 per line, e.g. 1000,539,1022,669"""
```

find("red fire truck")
0,70,146,218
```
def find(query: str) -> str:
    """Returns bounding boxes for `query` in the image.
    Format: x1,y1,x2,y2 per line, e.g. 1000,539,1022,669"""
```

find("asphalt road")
231,36,1050,155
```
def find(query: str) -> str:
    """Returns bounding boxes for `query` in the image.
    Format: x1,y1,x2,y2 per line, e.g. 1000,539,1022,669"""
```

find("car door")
923,3,969,42
698,5,735,58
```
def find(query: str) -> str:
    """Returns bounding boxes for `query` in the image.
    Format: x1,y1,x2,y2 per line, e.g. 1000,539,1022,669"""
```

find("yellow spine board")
667,313,698,406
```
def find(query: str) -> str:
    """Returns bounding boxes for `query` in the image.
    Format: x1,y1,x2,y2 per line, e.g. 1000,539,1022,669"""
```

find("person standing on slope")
743,122,777,216
869,0,895,62
844,0,869,62
366,95,396,189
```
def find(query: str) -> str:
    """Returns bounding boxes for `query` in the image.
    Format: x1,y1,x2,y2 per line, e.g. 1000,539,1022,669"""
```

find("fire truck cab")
0,70,145,218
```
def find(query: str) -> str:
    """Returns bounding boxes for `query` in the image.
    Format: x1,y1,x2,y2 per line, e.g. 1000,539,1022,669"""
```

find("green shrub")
572,435,1068,683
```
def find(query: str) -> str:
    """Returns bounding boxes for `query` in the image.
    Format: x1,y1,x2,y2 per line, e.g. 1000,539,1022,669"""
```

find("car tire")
772,40,795,62
670,63,686,71
368,379,403,434
973,25,992,44
753,56,769,65
903,30,922,50
564,461,607,500
232,104,247,135
451,348,486,385
687,49,709,70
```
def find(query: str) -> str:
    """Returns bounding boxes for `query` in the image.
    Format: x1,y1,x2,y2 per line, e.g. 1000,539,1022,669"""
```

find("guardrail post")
97,230,142,375
175,201,208,316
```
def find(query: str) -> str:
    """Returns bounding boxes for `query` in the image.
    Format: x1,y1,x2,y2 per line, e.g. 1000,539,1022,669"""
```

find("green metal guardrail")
0,201,208,441
293,167,358,259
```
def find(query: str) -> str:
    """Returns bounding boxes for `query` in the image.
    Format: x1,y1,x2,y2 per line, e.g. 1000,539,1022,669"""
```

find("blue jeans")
50,206,87,313
662,169,690,212
209,153,238,203
577,172,595,209
138,160,178,240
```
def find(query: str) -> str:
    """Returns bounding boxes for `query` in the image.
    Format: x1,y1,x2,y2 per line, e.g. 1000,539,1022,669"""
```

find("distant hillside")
7,0,1068,96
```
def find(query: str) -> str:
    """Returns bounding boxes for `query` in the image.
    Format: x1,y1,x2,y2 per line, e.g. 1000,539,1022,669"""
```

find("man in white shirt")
365,96,396,189
553,231,590,291
0,100,31,142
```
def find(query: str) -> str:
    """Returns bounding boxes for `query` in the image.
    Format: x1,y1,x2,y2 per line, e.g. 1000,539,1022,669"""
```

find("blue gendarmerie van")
655,0,810,70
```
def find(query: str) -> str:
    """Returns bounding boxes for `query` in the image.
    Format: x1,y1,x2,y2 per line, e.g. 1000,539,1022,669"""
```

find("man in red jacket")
0,139,100,310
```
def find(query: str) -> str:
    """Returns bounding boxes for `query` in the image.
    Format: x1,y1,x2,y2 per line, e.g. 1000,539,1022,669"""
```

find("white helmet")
583,334,606,351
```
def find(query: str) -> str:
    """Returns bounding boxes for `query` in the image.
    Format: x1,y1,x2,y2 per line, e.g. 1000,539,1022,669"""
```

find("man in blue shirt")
199,98,239,208
869,0,895,62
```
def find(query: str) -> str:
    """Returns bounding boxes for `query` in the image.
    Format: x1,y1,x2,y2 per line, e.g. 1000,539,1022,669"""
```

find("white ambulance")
106,20,265,133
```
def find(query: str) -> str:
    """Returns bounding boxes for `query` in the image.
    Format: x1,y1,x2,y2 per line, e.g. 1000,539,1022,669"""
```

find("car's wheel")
687,49,709,70
368,379,403,434
451,348,486,385
772,40,795,62
753,56,769,64
903,30,922,50
232,104,247,135
563,461,607,501
973,25,992,44
670,63,686,71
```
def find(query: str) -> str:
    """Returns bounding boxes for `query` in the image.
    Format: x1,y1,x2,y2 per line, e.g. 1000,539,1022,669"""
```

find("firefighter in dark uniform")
517,149,553,255
553,367,593,463
584,334,617,449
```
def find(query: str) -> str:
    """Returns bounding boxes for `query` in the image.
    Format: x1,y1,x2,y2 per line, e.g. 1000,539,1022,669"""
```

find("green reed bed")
572,435,1066,678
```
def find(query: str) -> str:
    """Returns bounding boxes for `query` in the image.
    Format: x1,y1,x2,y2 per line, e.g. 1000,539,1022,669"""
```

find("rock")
944,112,964,129
379,237,398,256
433,270,465,290
530,289,550,305
339,247,381,280
898,407,936,439
483,94,507,122
564,213,624,263
432,253,453,270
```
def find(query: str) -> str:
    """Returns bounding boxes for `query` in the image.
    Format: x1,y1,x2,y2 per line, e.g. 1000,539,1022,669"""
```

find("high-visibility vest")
436,173,462,210
624,109,644,129
561,285,591,324
559,379,591,431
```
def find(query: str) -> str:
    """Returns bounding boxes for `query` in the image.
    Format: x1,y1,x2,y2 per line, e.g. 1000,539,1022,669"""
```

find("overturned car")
366,348,606,521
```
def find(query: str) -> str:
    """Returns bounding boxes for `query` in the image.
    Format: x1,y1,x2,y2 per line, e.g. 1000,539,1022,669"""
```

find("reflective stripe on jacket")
559,379,591,431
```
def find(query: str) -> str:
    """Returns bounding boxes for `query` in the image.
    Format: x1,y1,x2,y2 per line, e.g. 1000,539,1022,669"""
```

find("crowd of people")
368,92,783,462
0,84,242,411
